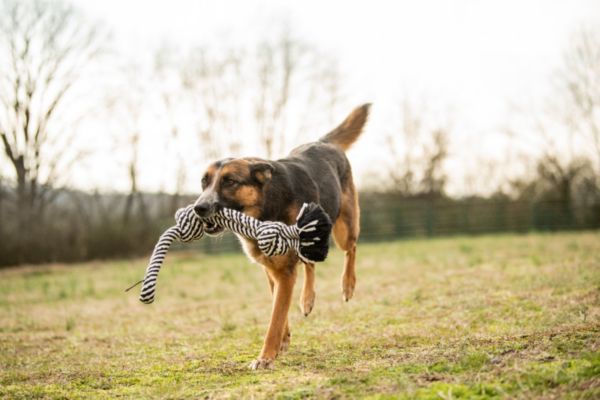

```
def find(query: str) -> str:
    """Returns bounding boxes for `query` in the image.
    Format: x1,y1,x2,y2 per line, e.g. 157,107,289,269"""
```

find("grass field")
1,232,599,399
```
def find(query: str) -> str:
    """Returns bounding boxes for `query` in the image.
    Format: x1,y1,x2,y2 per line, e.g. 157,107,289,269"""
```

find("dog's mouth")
203,221,225,236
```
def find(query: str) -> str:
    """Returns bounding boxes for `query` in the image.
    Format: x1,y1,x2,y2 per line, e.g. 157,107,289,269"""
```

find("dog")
193,104,370,369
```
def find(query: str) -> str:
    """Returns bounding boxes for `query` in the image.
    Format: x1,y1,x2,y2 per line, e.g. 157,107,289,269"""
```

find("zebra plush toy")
127,202,332,304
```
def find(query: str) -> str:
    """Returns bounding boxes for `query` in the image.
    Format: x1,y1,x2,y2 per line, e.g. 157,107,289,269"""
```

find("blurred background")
1,0,599,266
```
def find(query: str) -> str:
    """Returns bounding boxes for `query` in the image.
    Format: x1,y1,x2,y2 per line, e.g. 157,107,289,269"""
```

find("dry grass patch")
1,232,599,398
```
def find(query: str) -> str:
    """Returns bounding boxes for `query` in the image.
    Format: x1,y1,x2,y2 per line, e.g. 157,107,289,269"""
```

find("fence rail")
186,197,600,254
1,192,598,266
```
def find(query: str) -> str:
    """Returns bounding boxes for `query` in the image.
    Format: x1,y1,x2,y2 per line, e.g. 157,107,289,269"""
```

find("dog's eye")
201,175,209,189
222,177,238,187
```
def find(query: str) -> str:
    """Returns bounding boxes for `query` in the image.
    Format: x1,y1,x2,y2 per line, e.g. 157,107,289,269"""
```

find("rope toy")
126,202,332,304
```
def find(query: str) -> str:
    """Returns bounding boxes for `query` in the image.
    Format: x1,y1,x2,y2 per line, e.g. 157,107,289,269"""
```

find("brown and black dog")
193,104,370,369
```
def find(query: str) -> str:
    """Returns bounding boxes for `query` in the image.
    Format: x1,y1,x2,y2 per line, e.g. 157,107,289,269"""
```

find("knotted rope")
126,202,332,304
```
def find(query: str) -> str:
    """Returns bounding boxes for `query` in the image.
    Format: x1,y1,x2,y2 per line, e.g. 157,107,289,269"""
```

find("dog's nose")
194,203,211,217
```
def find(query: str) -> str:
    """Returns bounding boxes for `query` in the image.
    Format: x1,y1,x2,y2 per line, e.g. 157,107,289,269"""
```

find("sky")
5,0,600,195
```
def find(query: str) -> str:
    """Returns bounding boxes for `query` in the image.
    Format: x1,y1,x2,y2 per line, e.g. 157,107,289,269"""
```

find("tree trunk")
14,156,32,263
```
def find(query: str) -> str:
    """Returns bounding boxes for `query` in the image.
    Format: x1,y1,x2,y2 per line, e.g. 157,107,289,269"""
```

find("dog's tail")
320,103,371,151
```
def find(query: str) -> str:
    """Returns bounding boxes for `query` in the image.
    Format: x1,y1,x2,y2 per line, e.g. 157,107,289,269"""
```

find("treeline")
362,155,600,239
1,159,599,267
0,188,175,266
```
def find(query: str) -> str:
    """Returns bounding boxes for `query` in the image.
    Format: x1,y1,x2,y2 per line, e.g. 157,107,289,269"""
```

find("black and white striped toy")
126,202,332,304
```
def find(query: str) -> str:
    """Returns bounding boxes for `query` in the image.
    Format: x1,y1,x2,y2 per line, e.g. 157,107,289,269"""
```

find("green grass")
1,231,599,399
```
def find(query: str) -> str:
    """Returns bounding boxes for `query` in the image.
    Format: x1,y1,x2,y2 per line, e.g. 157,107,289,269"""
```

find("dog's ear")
250,162,273,185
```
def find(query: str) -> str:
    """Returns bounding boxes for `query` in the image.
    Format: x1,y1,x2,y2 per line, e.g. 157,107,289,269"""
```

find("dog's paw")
300,290,315,316
249,357,275,370
342,274,355,302
280,332,291,353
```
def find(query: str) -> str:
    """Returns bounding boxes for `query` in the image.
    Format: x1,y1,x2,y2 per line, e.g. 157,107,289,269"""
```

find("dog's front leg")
250,266,296,370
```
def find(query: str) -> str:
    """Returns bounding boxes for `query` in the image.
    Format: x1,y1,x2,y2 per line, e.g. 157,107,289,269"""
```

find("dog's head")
193,158,273,234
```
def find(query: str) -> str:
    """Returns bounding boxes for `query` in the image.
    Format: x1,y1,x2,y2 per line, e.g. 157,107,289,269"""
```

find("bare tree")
319,59,343,126
175,28,341,164
181,47,243,160
530,28,600,220
384,100,450,197
388,100,423,195
420,128,449,197
559,27,600,168
154,45,188,212
103,67,149,225
254,31,299,158
252,29,341,158
503,28,600,212
0,0,102,259
537,154,590,201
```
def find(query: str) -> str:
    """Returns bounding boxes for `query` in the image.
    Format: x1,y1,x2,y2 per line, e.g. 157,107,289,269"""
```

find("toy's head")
194,158,273,234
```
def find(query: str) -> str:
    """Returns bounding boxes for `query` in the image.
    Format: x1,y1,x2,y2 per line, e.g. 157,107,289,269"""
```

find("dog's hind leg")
332,182,360,302
300,262,316,316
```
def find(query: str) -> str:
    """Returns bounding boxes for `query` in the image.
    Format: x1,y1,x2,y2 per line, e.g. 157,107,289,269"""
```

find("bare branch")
0,0,104,216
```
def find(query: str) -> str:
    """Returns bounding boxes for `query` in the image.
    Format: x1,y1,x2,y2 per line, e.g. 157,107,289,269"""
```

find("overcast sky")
29,1,600,194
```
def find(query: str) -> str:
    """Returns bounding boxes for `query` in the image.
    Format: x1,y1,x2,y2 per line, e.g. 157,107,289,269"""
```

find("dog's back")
272,104,371,222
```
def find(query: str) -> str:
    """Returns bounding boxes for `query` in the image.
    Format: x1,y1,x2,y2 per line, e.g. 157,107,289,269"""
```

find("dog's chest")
236,234,298,271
